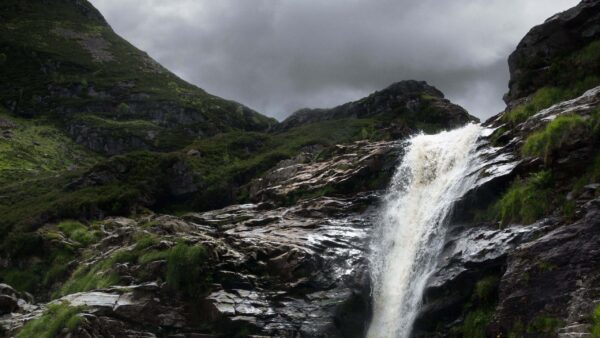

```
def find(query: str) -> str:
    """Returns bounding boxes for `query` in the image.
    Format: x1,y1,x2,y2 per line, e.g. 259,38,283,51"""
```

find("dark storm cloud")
90,0,579,120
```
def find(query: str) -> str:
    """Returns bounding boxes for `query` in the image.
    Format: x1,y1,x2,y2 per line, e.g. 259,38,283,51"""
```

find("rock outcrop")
277,81,477,131
247,140,401,203
0,129,413,337
505,0,600,105
0,192,378,337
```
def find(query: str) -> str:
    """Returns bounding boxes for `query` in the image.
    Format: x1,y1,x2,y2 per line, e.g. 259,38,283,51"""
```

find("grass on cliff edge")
522,114,591,163
16,302,83,338
495,171,554,226
58,235,210,299
504,39,600,125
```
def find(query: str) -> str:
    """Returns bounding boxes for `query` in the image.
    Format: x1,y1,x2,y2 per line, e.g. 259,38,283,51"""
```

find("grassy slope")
0,107,99,185
0,0,275,154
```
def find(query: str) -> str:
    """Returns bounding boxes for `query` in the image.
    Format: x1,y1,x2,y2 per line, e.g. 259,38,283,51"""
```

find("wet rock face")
0,193,377,337
184,195,376,337
248,140,401,203
493,200,600,336
414,78,600,336
277,80,477,131
505,0,600,104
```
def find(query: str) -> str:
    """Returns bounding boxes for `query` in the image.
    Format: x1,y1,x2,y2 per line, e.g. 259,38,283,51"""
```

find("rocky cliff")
413,1,600,337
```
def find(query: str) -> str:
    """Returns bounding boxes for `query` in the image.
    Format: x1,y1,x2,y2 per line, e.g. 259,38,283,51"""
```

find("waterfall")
368,123,484,338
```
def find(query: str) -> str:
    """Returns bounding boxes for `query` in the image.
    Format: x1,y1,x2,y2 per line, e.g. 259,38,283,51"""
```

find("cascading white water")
368,123,484,338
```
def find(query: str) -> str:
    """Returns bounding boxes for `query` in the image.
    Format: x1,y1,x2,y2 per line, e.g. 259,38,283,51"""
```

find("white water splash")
368,123,484,338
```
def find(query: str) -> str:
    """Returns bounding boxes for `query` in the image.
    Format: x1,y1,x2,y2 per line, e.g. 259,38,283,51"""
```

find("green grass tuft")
527,315,563,335
496,171,554,226
57,220,98,246
522,114,590,163
504,87,566,125
166,243,210,298
16,302,83,338
474,276,499,303
462,307,494,338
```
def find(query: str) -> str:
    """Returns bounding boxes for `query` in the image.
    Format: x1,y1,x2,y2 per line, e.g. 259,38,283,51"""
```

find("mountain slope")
0,0,275,155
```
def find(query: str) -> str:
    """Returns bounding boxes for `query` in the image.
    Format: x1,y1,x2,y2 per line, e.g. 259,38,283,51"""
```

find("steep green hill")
0,0,275,155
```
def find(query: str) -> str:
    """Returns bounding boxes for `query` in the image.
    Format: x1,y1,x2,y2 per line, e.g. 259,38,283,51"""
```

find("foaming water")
368,123,484,338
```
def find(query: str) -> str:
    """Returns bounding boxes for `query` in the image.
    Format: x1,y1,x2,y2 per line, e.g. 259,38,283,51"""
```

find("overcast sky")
90,0,579,120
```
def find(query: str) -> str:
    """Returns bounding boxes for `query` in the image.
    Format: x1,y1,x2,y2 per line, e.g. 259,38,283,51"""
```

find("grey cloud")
90,0,580,120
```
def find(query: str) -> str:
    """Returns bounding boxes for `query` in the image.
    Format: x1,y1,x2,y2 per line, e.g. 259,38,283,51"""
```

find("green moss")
563,199,577,221
495,171,554,225
462,307,494,338
43,249,77,286
16,302,83,338
116,102,129,114
474,276,499,303
0,230,82,293
57,234,204,297
527,315,563,335
508,320,525,338
592,304,600,338
537,261,558,272
522,114,590,163
447,274,500,337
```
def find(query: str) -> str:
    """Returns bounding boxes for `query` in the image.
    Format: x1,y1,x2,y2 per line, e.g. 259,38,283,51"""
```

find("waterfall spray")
368,123,484,338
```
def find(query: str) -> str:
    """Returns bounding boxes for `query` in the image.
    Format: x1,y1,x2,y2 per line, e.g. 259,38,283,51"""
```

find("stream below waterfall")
368,123,486,338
